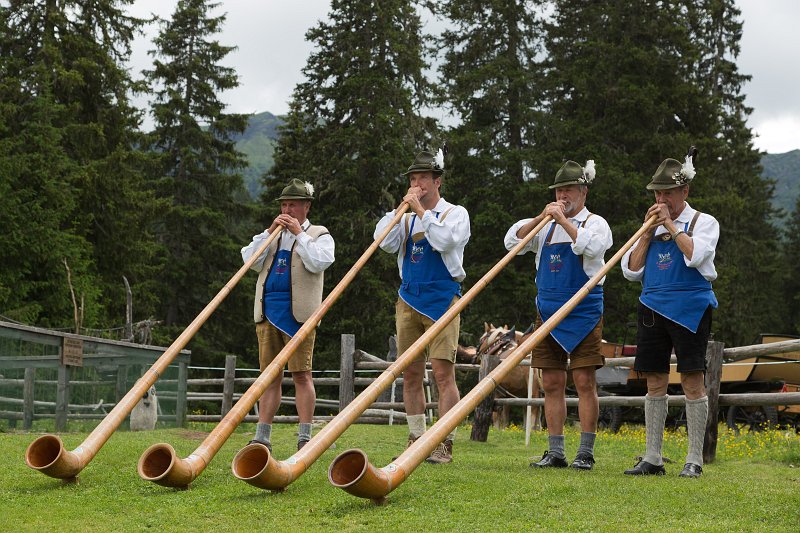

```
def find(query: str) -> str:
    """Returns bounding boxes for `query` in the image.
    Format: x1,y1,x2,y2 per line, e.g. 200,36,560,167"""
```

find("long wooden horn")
231,215,554,491
329,215,658,503
24,228,284,482
138,204,410,489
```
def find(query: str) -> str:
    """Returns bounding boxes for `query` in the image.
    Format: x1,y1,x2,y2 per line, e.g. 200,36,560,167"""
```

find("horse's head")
476,323,520,360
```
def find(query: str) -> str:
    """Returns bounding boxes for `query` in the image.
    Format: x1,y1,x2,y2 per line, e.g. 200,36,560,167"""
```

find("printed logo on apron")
535,218,603,354
399,213,461,322
640,213,718,333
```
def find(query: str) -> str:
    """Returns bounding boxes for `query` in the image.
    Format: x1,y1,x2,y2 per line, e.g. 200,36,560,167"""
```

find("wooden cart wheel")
725,404,778,435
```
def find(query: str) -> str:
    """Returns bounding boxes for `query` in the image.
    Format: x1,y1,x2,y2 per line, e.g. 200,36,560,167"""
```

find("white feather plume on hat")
304,181,314,196
581,160,596,184
434,147,445,170
680,154,696,183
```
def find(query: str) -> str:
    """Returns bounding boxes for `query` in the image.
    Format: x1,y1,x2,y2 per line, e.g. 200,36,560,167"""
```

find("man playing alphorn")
504,160,612,471
241,178,335,452
621,153,718,478
375,149,470,464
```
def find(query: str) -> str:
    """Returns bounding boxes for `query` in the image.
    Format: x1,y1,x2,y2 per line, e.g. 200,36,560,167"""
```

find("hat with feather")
549,160,596,189
647,147,698,190
403,145,447,176
277,178,315,201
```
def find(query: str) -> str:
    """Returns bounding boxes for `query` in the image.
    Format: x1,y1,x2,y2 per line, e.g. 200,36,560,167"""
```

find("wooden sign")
62,337,84,367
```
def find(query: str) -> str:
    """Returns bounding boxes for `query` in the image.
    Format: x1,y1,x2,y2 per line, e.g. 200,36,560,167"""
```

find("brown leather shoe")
297,438,309,451
391,434,418,461
425,439,453,464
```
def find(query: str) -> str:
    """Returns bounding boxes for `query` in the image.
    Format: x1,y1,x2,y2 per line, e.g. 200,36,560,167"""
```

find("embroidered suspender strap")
687,211,701,237
544,212,591,245
401,207,456,250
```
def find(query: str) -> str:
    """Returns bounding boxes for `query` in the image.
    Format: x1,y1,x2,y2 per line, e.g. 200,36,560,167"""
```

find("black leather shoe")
297,438,309,451
624,458,665,475
679,463,702,478
530,451,568,468
569,452,595,471
248,439,272,453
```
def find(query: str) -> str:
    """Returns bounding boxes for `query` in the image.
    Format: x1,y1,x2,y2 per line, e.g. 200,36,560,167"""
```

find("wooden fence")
0,321,190,430
3,319,799,464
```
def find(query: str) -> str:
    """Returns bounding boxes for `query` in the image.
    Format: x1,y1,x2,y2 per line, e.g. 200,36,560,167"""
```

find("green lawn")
2,423,799,532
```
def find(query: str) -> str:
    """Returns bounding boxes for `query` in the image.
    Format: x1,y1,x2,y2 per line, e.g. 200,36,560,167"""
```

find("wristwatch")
671,229,685,240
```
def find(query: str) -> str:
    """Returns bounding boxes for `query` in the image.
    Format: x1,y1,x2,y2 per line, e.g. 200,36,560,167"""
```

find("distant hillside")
232,111,284,198
761,149,800,224
233,114,799,214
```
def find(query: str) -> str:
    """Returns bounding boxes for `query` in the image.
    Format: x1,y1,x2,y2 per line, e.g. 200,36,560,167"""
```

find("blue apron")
640,217,718,333
264,248,302,336
535,220,603,354
398,214,461,321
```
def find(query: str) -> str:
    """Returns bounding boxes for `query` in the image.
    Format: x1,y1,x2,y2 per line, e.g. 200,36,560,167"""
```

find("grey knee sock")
298,422,312,442
643,394,668,466
577,432,596,456
255,422,272,444
548,434,566,459
407,414,427,439
685,396,709,466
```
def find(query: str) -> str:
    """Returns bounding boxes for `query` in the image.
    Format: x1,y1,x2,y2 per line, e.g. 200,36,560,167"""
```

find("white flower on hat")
580,160,596,184
304,181,315,196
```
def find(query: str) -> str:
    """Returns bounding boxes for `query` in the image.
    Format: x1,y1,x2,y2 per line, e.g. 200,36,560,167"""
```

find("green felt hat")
277,178,314,201
403,150,444,176
647,157,695,190
549,160,596,189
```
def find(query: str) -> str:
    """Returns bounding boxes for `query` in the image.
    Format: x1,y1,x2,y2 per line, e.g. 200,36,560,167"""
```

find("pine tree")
527,1,696,342
532,0,778,346
145,0,252,363
681,0,783,345
269,0,433,360
783,197,800,334
0,1,159,330
433,0,547,340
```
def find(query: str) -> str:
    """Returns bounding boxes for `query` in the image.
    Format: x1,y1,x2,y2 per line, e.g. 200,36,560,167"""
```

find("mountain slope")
761,149,800,221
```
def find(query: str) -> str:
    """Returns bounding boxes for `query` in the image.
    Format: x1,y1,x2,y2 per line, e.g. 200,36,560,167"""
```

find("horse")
459,323,543,430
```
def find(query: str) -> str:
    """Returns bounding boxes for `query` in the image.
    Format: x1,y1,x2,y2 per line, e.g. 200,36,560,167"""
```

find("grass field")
2,422,799,532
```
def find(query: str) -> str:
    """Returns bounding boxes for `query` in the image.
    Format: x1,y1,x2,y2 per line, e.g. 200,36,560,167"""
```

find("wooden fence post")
116,365,128,403
339,334,355,411
221,355,237,416
378,336,397,403
55,364,70,432
23,367,35,430
703,340,724,464
470,353,500,442
176,361,188,427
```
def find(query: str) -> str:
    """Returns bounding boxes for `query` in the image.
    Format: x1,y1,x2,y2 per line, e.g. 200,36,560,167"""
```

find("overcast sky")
127,0,800,154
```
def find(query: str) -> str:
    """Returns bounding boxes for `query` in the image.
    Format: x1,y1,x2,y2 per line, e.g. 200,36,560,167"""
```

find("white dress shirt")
241,219,335,274
504,207,613,284
374,197,471,281
621,202,718,282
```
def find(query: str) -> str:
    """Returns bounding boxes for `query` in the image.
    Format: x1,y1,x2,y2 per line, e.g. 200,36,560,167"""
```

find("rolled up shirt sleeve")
295,232,335,273
504,218,539,255
685,215,719,274
420,206,470,253
241,229,272,272
374,210,405,253
572,217,612,259
621,243,645,282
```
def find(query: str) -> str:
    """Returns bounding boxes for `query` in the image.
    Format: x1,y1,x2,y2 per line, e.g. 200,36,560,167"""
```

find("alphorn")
137,205,410,488
329,215,658,503
231,215,556,490
24,229,284,482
